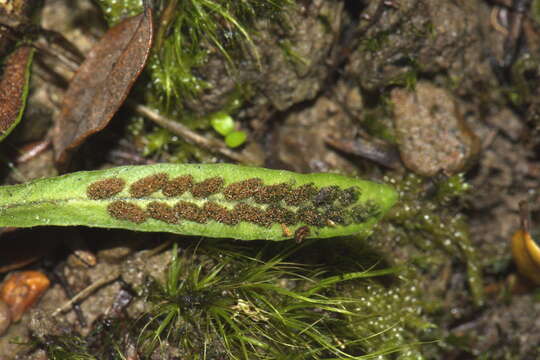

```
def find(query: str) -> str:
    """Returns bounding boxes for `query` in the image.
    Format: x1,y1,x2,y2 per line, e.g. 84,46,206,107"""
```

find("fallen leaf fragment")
511,201,540,285
0,46,33,142
53,6,154,168
511,229,540,285
0,270,50,321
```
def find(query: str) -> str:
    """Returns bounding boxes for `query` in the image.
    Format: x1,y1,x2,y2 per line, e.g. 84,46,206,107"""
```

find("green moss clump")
382,173,483,306
149,0,292,108
95,0,291,160
96,0,142,24
39,317,138,360
138,242,416,359
97,0,291,107
346,277,433,359
36,237,435,359
433,173,470,204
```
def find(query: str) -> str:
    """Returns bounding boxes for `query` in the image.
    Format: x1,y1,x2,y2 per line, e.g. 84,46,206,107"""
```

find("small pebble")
392,81,480,176
0,271,50,321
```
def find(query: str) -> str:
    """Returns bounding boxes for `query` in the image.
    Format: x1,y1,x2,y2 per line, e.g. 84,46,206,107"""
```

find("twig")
5,13,262,166
131,102,262,165
15,138,51,164
142,239,173,258
325,135,402,170
51,269,120,317
52,264,87,327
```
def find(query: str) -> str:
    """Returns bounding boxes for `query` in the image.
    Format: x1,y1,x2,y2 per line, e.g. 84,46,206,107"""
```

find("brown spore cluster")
162,175,193,197
87,177,126,199
147,201,178,224
107,200,147,224
233,203,271,227
174,201,208,223
203,202,238,225
284,184,318,206
253,183,291,204
223,178,263,200
102,172,379,234
129,173,169,198
265,205,296,225
324,208,346,225
351,201,381,223
297,207,325,227
313,186,341,206
191,177,224,198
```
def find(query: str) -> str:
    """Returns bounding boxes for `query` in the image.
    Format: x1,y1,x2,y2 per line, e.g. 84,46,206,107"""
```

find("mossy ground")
96,0,292,161
34,240,427,359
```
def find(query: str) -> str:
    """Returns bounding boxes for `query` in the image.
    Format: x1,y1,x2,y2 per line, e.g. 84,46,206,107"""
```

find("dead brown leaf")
53,6,153,169
0,46,33,142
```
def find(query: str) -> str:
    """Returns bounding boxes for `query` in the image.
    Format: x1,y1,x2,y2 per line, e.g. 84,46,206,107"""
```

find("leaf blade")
53,7,153,167
0,164,397,241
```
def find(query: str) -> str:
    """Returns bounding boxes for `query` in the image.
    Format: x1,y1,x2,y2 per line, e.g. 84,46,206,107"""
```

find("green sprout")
225,130,247,148
210,111,247,148
211,112,235,136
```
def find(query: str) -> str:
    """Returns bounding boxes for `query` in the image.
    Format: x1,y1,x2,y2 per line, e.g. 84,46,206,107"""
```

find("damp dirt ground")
1,0,540,359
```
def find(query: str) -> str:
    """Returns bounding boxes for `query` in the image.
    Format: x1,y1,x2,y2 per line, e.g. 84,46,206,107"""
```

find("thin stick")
142,239,173,258
51,238,174,318
51,270,120,317
52,265,87,327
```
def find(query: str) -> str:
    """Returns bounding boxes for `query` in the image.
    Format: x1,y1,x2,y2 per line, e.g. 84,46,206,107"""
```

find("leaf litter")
53,5,153,169
0,46,33,142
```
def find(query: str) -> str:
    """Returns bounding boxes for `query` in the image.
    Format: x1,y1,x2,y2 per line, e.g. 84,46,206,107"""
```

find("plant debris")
53,6,153,169
0,46,33,142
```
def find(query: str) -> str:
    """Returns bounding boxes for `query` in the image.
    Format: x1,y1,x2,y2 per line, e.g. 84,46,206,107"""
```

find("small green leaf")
0,164,398,241
225,130,247,148
210,112,235,136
